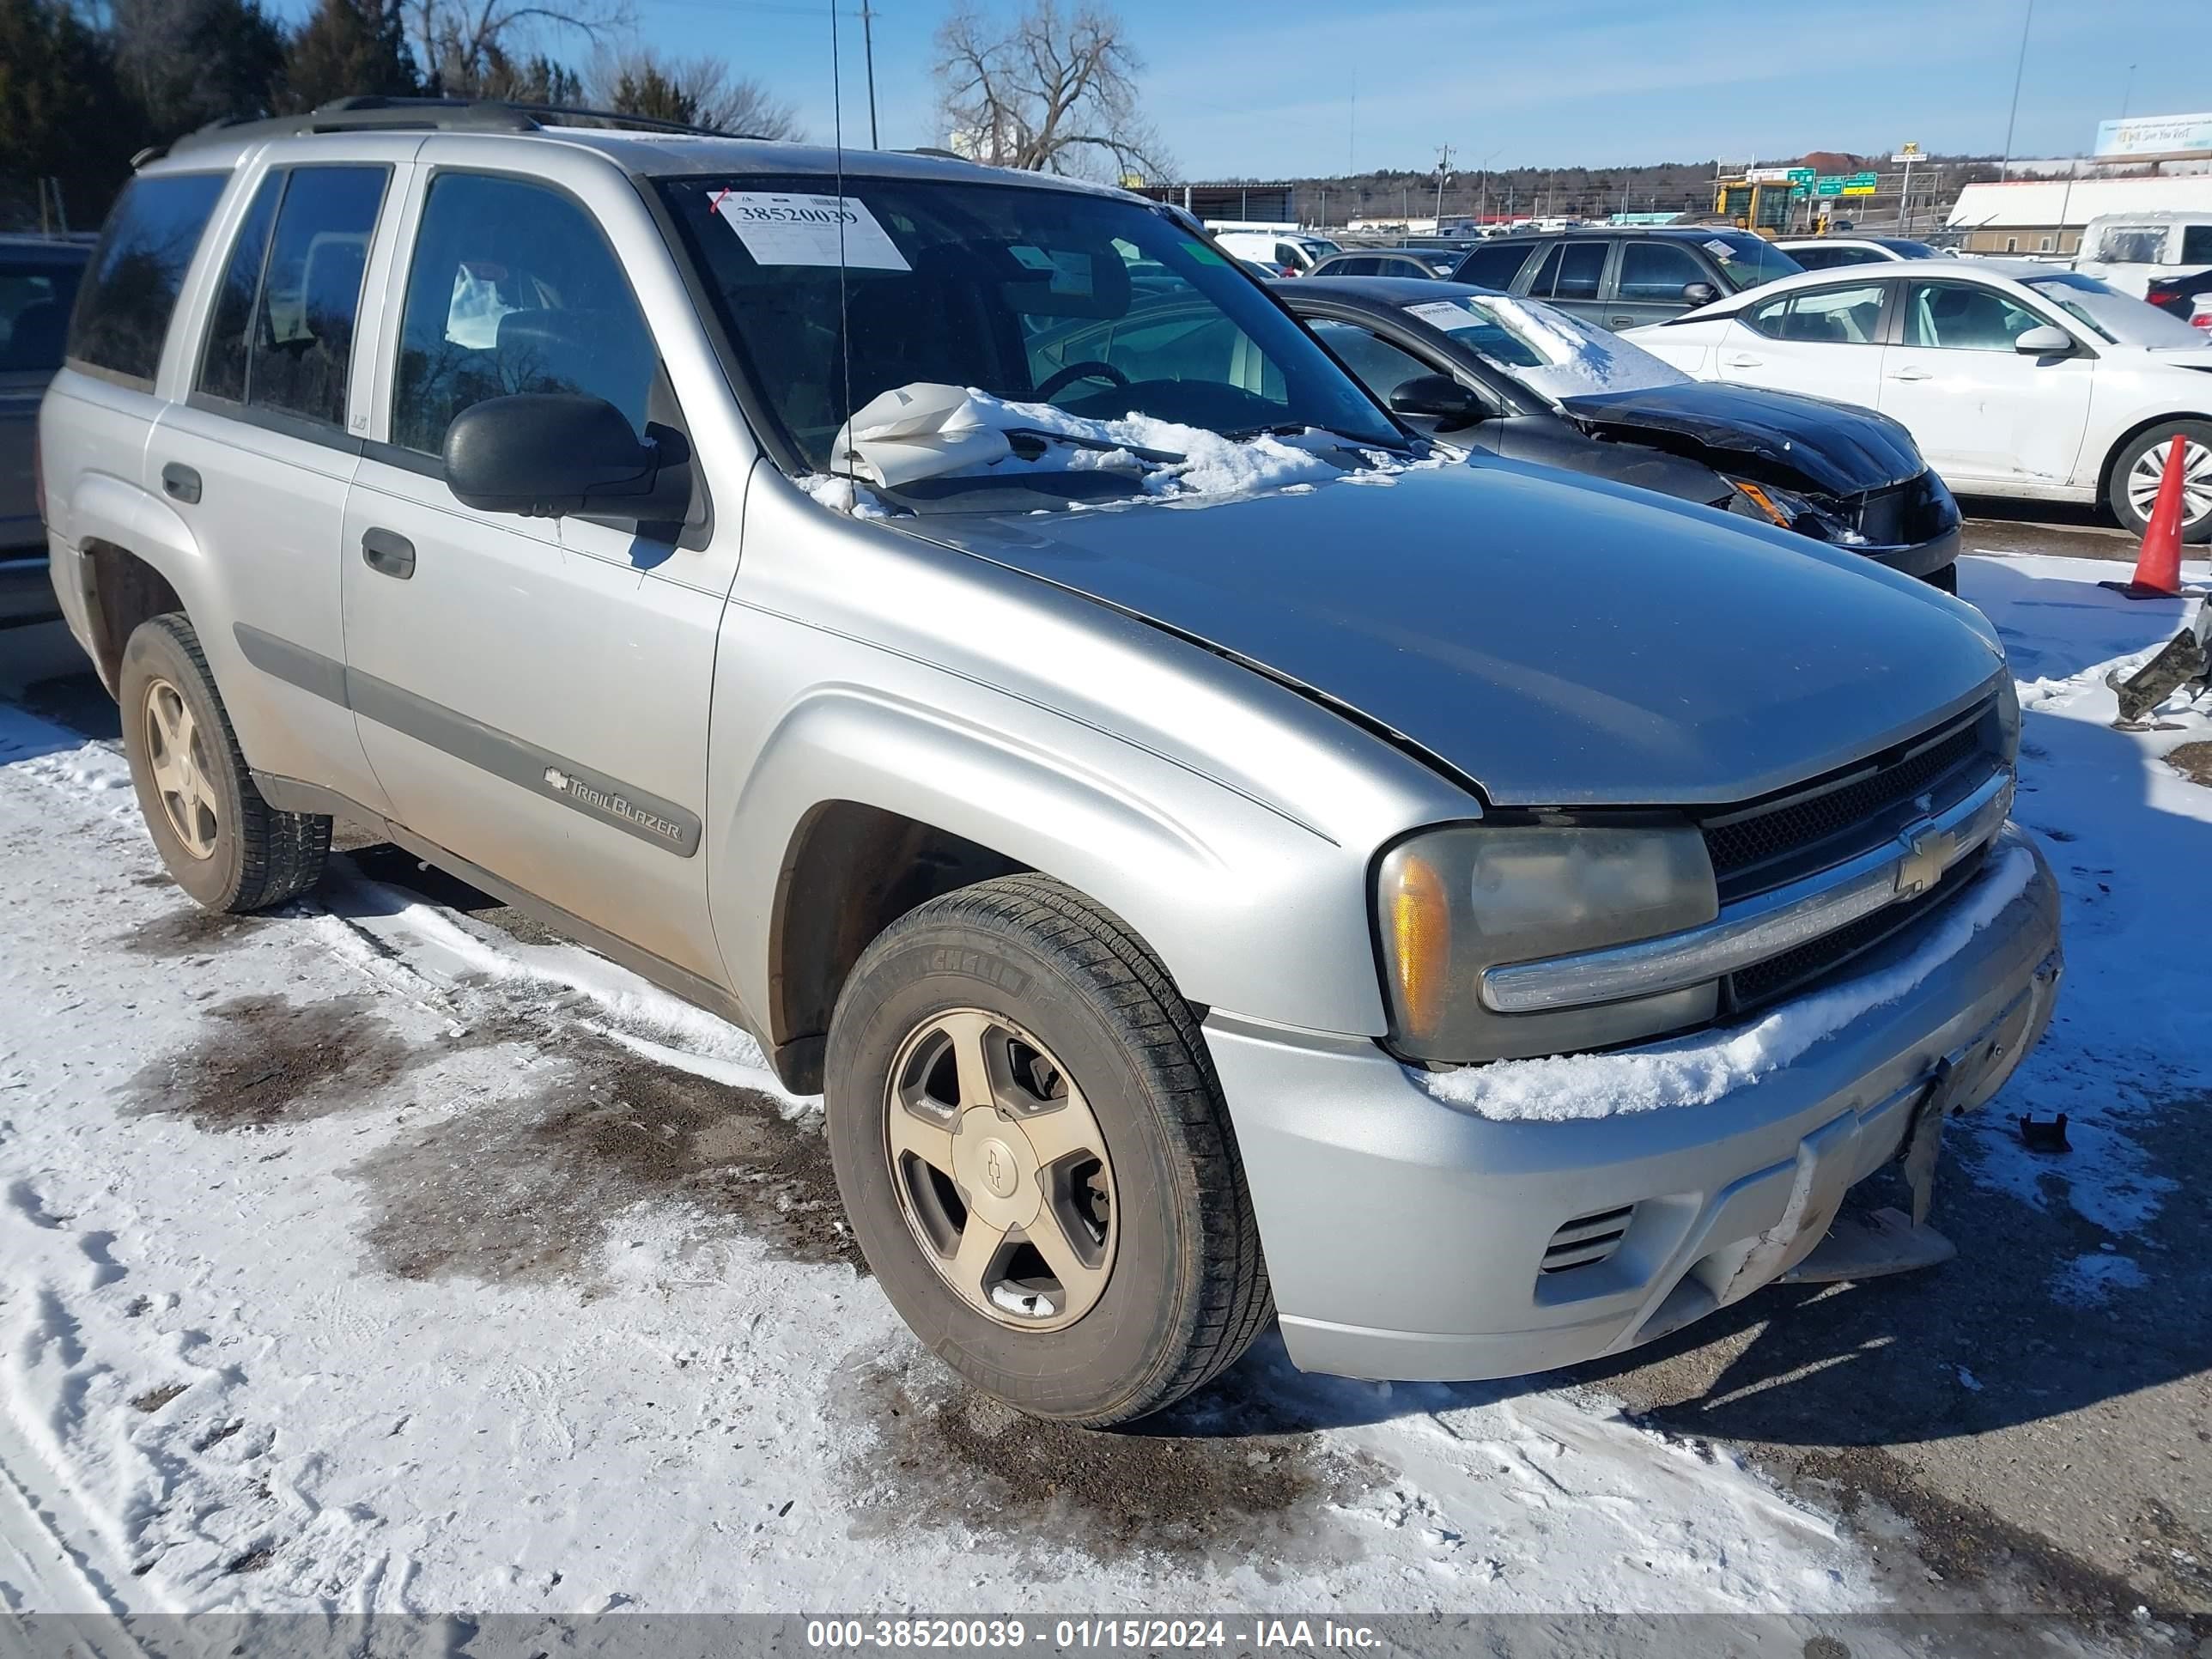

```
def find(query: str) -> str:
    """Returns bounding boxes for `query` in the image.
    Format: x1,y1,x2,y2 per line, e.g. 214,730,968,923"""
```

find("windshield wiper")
1002,427,1184,465
1223,420,1409,450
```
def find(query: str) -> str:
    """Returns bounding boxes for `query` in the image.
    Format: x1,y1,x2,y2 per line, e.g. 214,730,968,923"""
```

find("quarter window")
1902,282,2044,350
196,172,284,404
392,173,661,457
1614,241,1705,301
66,172,228,386
1742,282,1887,343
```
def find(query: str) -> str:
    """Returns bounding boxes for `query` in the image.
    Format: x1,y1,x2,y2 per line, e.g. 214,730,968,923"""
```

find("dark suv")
1451,227,1802,331
2,233,90,625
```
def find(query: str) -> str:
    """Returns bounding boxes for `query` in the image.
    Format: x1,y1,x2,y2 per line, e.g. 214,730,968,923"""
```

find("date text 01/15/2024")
803,1620,1384,1650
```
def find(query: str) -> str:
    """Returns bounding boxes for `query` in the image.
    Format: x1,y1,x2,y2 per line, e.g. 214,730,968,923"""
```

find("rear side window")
1453,241,1534,289
391,173,659,457
1307,319,1437,404
1743,282,1887,343
2181,225,2212,264
1615,240,1705,301
0,258,85,374
1540,242,1607,301
68,172,228,386
198,173,284,403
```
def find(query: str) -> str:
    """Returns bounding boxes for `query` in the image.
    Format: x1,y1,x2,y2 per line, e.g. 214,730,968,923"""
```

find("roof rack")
160,95,755,159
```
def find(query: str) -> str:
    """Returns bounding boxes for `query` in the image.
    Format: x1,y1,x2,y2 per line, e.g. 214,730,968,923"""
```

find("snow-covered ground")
0,553,2206,1637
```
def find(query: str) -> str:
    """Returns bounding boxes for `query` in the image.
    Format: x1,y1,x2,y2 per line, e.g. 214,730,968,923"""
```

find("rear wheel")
824,875,1272,1425
119,615,331,911
2107,421,2212,544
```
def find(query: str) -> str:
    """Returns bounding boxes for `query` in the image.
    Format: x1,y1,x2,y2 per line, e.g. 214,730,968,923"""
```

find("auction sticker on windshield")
1407,299,1478,331
711,191,911,270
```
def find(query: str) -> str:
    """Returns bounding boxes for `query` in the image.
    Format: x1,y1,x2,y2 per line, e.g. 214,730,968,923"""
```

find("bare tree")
933,0,1169,181
403,0,628,100
583,45,800,138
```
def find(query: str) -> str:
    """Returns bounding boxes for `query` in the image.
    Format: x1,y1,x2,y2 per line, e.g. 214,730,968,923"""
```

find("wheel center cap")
952,1106,1040,1229
978,1137,1020,1199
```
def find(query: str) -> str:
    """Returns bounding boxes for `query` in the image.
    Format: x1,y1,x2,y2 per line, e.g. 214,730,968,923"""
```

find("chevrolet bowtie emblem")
1895,824,1956,898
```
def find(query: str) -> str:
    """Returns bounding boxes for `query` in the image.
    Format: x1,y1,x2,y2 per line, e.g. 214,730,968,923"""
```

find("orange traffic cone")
2103,433,2187,599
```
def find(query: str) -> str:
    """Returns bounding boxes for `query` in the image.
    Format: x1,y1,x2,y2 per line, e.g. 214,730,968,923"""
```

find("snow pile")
1419,845,2036,1123
814,381,1424,511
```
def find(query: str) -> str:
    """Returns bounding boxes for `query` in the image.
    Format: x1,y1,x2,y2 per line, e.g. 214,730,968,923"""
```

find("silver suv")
40,100,2061,1426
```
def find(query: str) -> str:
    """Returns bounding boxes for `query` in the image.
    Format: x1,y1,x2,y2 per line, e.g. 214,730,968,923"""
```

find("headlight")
1376,823,1719,1065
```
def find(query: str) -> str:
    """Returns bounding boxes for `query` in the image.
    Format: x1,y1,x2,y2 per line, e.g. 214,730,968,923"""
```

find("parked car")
1449,227,1804,330
2143,267,2212,331
1212,229,1340,275
2072,210,2212,300
1287,276,1960,586
1624,259,2212,542
42,98,2058,1427
2,234,90,626
1774,237,1945,270
1237,256,1292,280
1307,247,1462,280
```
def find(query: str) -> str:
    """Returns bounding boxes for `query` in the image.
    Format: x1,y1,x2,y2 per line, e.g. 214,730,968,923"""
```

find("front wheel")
824,875,1272,1425
2107,421,2212,544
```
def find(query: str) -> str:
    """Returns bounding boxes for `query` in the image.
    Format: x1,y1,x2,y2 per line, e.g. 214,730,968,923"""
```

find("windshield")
1702,232,1802,293
1402,292,1687,400
657,174,1402,481
1875,238,1939,258
2025,273,2208,347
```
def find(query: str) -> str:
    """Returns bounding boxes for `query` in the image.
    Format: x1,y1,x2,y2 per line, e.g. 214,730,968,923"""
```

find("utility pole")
860,3,879,147
2119,62,2136,119
1998,0,2033,180
1433,143,1455,229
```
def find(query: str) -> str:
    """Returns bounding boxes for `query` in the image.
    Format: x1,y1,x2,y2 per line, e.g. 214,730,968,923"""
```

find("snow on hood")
1419,842,2037,1121
816,382,1430,508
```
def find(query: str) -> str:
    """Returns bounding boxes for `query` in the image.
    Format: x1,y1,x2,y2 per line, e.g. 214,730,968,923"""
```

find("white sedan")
1623,259,2212,541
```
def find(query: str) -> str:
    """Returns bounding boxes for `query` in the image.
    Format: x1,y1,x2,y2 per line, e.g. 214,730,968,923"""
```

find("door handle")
1721,354,1762,368
1887,368,1934,381
361,527,416,580
1607,316,1633,328
160,463,201,505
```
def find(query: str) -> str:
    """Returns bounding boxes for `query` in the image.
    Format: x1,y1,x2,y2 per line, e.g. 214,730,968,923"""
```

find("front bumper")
1207,825,2061,1382
1862,520,1960,582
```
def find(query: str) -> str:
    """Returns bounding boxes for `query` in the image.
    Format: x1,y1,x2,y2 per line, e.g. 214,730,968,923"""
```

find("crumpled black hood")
900,459,2003,808
1556,382,1928,496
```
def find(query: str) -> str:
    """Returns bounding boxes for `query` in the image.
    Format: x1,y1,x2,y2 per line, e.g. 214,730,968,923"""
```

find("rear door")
1875,277,2094,483
1713,278,1891,410
340,151,737,983
1604,239,1711,331
148,149,398,808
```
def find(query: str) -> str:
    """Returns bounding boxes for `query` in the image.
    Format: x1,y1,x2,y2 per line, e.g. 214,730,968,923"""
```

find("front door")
1876,279,2094,484
1603,239,1710,331
340,165,732,982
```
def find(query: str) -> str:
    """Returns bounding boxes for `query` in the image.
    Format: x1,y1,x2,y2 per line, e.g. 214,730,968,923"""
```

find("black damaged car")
1287,276,1961,589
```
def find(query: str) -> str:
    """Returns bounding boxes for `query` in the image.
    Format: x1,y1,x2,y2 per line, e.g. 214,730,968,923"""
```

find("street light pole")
860,3,879,148
1998,0,2033,180
1433,143,1455,229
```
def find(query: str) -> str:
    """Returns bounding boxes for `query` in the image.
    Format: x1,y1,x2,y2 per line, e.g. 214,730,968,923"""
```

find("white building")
1947,173,2212,255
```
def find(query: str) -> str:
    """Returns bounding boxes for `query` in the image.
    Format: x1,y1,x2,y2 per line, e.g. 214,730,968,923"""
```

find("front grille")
1856,484,1907,547
1701,704,1996,903
1724,840,1989,1012
1541,1205,1636,1273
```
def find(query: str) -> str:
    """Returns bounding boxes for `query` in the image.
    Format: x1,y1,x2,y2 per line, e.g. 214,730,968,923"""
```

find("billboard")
2094,112,2212,160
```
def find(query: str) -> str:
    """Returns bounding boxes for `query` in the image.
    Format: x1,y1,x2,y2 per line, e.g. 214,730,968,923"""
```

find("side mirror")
444,392,684,520
1389,373,1484,429
1680,282,1719,308
2014,324,2074,356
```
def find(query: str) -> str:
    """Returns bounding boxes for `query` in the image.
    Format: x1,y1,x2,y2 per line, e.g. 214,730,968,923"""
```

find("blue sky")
303,0,2203,179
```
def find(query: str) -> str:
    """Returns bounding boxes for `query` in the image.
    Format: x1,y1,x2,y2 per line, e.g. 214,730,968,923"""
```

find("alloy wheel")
143,677,219,860
2127,434,2212,529
883,1008,1117,1332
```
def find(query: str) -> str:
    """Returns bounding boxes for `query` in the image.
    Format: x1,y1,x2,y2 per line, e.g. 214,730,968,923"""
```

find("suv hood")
1555,383,1927,496
901,460,2002,807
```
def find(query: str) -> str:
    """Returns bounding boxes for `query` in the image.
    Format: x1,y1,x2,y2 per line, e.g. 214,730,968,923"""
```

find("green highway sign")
1848,170,1879,187
1814,177,1844,196
1786,167,1816,185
